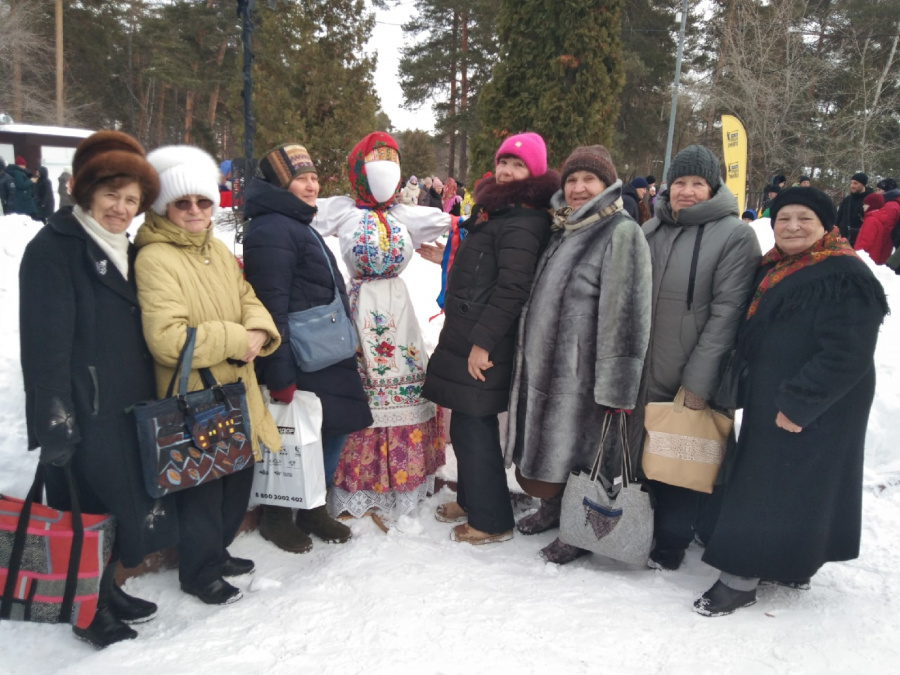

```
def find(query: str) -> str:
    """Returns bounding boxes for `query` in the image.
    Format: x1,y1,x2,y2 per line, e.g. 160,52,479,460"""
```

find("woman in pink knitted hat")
423,132,559,545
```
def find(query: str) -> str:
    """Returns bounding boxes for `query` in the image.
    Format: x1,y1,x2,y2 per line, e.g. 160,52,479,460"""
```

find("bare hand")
775,411,802,433
416,241,446,265
241,329,269,362
467,345,493,381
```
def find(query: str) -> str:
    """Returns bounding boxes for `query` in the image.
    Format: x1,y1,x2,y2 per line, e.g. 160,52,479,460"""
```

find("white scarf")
73,205,131,280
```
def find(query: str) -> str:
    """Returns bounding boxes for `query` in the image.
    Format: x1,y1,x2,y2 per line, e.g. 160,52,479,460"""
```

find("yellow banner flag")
721,114,747,213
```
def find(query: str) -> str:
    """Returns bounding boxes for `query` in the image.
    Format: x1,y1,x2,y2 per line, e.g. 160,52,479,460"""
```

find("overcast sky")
369,1,436,133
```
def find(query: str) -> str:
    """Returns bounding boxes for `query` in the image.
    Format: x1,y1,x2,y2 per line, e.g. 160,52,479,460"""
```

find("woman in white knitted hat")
134,145,282,606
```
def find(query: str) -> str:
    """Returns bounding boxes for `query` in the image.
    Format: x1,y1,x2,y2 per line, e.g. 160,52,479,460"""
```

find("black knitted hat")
851,172,868,185
769,186,837,230
666,145,721,190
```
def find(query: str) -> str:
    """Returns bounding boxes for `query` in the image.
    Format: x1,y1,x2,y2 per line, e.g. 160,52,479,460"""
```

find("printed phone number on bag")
254,492,304,503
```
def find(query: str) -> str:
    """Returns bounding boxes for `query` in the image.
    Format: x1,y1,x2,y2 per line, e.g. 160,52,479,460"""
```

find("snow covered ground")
2,213,900,674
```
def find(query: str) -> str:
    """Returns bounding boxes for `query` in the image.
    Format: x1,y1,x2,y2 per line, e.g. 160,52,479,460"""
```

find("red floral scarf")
746,227,858,319
347,132,401,247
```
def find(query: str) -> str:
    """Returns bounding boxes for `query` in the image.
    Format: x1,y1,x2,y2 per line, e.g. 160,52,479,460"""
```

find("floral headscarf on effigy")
348,131,402,251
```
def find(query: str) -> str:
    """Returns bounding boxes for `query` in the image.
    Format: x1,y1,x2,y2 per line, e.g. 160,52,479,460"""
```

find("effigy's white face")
367,160,401,203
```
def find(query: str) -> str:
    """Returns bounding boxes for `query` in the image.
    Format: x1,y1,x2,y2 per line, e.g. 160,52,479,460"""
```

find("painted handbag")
133,327,254,498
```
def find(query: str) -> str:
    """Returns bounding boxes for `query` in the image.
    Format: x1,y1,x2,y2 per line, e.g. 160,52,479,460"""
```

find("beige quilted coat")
134,212,282,459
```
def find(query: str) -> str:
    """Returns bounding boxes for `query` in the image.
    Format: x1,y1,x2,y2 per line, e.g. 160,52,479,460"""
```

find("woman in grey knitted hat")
638,144,761,572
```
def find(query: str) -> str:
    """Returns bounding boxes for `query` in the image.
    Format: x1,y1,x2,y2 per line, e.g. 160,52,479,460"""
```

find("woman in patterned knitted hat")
242,143,373,552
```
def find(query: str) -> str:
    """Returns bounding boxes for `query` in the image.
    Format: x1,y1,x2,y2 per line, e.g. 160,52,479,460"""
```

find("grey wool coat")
641,184,761,405
505,182,652,483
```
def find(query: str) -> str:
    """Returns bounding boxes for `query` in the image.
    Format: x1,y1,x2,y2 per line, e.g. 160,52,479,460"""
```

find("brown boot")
259,505,312,553
295,505,352,544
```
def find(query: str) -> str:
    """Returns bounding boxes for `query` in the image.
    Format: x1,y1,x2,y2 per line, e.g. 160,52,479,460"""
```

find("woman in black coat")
695,187,888,617
35,165,56,220
19,131,178,647
242,143,373,553
423,132,559,545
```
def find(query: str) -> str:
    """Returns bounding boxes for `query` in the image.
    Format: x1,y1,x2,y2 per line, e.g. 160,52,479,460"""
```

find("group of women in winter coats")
18,128,886,652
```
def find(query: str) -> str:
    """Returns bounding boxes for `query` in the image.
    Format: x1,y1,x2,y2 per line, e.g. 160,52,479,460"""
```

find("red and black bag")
1,465,115,629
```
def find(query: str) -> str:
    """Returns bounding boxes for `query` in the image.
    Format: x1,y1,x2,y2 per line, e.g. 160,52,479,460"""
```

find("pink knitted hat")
494,132,547,177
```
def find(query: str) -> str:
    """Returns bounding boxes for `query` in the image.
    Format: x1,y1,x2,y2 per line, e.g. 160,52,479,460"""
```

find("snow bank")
1,213,899,674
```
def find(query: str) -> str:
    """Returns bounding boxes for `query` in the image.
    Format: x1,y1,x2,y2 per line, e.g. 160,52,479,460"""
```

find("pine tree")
472,0,626,172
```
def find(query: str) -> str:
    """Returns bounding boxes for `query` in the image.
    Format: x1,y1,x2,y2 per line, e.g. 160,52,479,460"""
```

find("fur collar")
473,171,560,214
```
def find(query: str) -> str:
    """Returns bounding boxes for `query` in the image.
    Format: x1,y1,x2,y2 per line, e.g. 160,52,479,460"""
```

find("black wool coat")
20,209,179,567
703,254,888,580
242,178,373,437
35,168,55,220
836,189,871,244
423,171,559,416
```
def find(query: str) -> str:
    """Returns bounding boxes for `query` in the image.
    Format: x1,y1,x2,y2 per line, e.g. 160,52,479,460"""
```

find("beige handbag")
641,388,733,494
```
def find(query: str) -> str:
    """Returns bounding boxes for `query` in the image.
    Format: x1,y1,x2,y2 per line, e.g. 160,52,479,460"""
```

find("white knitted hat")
146,145,220,216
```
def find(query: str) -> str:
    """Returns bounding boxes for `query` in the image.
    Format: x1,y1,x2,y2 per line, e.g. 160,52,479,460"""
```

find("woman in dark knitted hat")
18,131,178,648
505,145,652,563
639,144,761,573
696,187,887,616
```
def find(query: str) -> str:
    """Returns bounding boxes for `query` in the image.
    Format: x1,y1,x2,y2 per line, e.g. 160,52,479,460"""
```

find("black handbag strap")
164,327,198,398
1,464,84,624
309,229,342,303
686,224,706,310
588,411,634,488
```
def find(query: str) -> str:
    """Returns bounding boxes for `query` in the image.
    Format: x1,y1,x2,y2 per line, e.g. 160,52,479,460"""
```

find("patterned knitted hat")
71,130,159,213
347,132,401,208
495,132,548,177
667,145,721,190
560,145,617,189
769,187,837,230
259,143,316,189
146,145,220,217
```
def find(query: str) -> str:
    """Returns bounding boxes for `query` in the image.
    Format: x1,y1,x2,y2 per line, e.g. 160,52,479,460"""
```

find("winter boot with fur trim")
295,505,352,544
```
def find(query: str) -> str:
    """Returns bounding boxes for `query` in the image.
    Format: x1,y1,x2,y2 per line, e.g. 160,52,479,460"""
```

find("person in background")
506,145,651,563
135,145,282,607
639,144,761,572
0,157,16,213
400,175,420,205
798,176,811,188
242,143,373,552
855,192,896,265
19,131,178,648
421,176,444,209
6,155,39,218
57,167,75,208
696,187,887,617
760,185,780,217
34,166,56,221
442,176,462,215
417,176,434,205
836,172,872,245
741,209,757,223
424,132,559,545
875,178,897,194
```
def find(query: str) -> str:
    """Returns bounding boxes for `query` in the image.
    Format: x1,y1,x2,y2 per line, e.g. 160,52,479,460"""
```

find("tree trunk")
155,84,167,147
207,38,229,128
447,10,459,178
12,39,23,121
184,62,199,143
459,10,469,185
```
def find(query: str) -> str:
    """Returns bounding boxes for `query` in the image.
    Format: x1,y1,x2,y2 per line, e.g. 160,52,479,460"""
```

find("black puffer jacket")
242,178,373,436
423,171,559,415
20,209,179,567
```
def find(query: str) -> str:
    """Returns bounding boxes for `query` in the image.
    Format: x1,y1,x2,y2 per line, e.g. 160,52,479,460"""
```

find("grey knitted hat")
667,145,721,190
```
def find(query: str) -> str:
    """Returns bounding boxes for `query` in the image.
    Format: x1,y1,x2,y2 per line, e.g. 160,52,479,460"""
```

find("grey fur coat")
505,181,652,483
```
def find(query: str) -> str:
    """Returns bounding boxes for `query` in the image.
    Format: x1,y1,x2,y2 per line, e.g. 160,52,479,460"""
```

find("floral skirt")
327,408,445,519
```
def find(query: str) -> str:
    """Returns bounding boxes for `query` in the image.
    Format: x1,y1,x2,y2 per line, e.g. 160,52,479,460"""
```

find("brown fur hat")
72,131,160,213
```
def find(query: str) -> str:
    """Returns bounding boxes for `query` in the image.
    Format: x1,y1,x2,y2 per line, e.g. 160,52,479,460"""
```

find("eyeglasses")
171,197,214,211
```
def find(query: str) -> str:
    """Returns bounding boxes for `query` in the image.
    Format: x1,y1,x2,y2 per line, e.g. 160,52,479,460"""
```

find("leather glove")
39,444,75,467
682,389,707,411
269,384,297,404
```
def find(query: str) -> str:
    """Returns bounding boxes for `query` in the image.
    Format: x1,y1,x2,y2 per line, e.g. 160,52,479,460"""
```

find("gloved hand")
269,384,297,404
39,444,75,467
682,389,707,411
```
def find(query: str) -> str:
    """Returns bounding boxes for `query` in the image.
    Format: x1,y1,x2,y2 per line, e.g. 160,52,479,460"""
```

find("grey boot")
539,537,589,565
516,493,563,535
259,505,313,553
295,505,352,544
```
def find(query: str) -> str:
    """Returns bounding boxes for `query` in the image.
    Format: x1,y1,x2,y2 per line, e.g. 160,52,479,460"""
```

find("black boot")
72,562,138,648
647,548,686,571
693,580,757,617
108,583,158,624
181,577,242,605
295,505,352,544
221,553,255,577
516,493,562,535
259,505,313,553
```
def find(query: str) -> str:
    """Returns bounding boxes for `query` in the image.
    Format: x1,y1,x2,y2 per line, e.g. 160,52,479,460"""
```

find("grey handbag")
287,232,360,372
559,412,654,566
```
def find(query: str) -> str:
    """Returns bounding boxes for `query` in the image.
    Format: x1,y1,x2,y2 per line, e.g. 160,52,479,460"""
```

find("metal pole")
662,0,689,187
56,0,64,125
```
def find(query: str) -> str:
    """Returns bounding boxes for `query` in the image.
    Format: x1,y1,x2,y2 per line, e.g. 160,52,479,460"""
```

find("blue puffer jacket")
242,178,373,436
